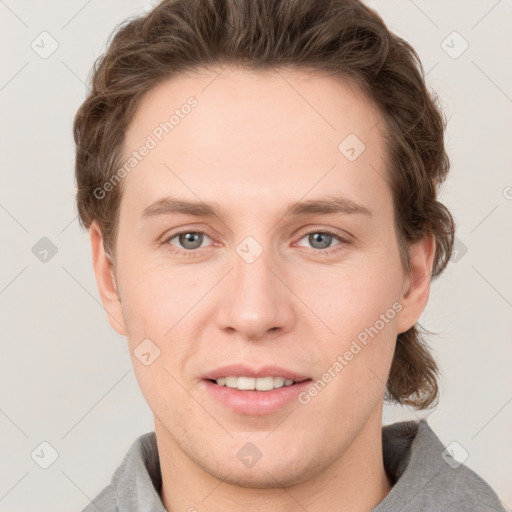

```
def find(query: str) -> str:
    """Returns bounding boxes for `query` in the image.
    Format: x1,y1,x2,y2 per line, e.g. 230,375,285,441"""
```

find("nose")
215,242,296,342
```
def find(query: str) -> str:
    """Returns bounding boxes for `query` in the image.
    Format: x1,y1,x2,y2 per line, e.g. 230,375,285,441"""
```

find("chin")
198,447,328,489
209,464,309,489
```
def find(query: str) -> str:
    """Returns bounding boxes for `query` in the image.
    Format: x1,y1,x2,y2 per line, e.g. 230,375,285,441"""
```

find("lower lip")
202,379,312,415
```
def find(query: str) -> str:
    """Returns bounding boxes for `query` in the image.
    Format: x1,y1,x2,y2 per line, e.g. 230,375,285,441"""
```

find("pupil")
181,232,201,249
311,233,331,249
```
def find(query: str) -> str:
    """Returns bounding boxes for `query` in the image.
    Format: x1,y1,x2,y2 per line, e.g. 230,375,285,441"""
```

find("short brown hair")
74,0,455,409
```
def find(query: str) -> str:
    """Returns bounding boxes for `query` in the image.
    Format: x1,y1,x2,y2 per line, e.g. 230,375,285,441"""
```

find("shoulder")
428,457,507,511
81,483,117,512
376,420,506,512
80,431,160,512
416,420,505,510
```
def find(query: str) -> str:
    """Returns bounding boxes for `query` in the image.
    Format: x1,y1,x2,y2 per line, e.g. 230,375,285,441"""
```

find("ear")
89,221,127,336
396,235,436,334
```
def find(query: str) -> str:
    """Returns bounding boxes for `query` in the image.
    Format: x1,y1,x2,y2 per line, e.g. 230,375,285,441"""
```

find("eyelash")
162,229,349,258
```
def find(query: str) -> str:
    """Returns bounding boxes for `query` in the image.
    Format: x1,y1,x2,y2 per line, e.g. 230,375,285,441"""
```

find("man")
74,0,506,510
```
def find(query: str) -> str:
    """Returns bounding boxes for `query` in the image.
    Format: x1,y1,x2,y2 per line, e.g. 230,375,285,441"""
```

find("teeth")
215,376,296,391
273,377,285,388
255,376,273,391
225,376,238,388
237,376,256,390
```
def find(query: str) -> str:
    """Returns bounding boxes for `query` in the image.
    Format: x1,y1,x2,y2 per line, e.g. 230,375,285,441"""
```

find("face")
92,67,429,488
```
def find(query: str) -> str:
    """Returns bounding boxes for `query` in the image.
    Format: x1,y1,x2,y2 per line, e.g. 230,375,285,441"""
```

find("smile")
212,376,300,391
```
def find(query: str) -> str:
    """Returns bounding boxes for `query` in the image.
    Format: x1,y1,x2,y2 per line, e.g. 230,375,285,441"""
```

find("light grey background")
0,0,511,510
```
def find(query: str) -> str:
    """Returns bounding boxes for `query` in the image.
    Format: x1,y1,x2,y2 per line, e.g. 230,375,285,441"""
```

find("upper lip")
202,364,311,382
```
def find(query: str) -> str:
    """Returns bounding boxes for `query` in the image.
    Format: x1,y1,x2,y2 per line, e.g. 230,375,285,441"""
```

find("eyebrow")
141,194,373,220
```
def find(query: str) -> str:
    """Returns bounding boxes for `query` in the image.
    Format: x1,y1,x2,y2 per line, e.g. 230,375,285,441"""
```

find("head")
74,0,454,488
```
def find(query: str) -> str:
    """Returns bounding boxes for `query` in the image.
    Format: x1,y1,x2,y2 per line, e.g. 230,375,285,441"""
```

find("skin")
90,66,435,512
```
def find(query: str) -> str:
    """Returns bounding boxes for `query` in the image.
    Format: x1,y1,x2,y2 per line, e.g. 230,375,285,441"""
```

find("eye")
166,231,213,253
163,228,349,257
296,230,348,253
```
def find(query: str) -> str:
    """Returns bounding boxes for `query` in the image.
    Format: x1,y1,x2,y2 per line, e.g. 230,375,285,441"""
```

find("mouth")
201,365,313,415
207,376,311,391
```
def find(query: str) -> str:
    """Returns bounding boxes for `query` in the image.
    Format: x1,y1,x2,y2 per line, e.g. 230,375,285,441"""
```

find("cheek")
115,261,201,413
117,256,203,339
115,259,207,403
294,252,403,339
293,253,401,404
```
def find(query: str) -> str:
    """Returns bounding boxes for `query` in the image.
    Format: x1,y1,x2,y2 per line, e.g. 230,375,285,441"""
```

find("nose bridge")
216,235,293,338
234,243,275,299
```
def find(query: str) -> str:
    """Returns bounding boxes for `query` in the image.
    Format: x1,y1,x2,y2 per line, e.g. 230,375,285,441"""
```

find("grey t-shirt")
82,420,506,511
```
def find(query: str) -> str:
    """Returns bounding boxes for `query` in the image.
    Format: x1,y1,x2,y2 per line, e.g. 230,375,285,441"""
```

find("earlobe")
396,235,436,334
89,222,127,336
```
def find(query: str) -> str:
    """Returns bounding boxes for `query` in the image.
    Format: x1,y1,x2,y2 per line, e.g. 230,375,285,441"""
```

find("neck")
155,406,391,512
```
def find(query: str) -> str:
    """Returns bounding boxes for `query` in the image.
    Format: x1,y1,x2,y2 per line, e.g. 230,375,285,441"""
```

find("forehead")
120,66,390,217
